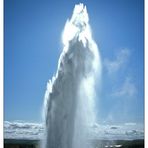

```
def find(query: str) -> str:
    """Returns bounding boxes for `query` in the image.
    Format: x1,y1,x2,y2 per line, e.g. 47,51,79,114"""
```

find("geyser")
43,3,101,148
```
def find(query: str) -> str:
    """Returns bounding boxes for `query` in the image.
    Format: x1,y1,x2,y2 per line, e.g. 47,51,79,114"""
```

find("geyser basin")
43,3,101,148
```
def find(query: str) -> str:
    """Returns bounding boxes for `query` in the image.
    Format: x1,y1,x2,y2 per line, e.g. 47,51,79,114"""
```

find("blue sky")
4,0,144,124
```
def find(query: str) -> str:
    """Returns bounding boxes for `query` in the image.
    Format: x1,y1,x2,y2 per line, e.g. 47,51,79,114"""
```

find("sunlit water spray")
43,3,102,148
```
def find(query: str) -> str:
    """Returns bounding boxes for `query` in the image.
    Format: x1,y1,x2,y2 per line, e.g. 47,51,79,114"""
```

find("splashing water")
43,3,102,148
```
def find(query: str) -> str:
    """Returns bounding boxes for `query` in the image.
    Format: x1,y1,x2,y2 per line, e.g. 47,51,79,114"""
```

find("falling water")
43,3,101,148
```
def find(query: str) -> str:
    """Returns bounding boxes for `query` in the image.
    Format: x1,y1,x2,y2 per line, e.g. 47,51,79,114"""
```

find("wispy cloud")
124,122,137,126
112,77,137,98
4,121,44,140
104,49,130,74
90,122,144,140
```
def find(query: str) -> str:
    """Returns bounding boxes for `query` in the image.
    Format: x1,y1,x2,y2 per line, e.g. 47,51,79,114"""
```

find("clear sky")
4,0,144,124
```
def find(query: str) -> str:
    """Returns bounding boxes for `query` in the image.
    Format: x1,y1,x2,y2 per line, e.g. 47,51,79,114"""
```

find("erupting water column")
43,3,101,148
